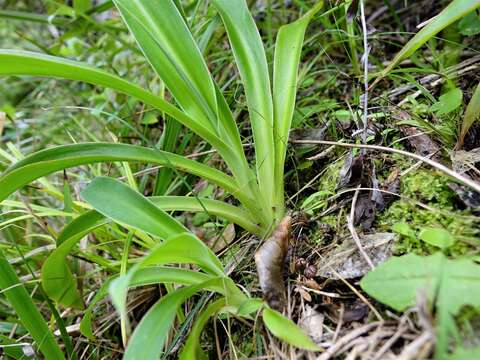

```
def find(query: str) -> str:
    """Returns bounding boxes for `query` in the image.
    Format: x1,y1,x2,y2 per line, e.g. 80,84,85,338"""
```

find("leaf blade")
0,250,64,359
212,0,275,213
263,307,321,351
272,2,323,215
81,177,187,240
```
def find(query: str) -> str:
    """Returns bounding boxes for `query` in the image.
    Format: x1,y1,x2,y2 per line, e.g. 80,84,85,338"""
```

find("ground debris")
400,125,441,159
300,305,325,344
315,233,397,279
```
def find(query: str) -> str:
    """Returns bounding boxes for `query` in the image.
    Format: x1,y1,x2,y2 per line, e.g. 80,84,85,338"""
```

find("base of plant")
255,215,292,311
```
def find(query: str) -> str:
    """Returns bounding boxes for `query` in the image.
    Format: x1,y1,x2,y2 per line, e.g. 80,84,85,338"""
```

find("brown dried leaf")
255,216,292,311
300,306,324,344
316,233,397,279
208,223,236,252
400,126,440,159
337,152,364,190
296,287,312,302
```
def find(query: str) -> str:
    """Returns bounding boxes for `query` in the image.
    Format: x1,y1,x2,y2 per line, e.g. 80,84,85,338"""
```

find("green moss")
378,169,479,256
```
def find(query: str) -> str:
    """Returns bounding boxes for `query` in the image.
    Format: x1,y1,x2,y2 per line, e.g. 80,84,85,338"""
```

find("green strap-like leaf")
179,298,226,360
123,281,223,359
42,196,262,308
212,0,275,215
0,250,65,360
0,143,259,210
262,307,321,351
458,82,480,147
81,177,188,239
376,0,480,81
113,0,218,132
112,0,255,196
0,50,219,147
272,2,323,217
79,267,216,339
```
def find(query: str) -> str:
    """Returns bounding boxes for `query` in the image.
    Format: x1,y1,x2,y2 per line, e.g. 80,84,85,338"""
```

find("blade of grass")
373,0,480,85
0,249,64,359
179,298,226,359
458,82,480,148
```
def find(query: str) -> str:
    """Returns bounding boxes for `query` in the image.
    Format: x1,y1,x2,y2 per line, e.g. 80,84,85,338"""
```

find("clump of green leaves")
0,0,326,357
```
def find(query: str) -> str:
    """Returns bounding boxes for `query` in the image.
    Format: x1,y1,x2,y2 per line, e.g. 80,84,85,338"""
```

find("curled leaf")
255,216,291,311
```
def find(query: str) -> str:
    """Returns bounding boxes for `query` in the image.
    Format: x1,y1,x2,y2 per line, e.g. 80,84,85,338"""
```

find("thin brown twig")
347,186,375,269
316,322,382,360
291,139,480,194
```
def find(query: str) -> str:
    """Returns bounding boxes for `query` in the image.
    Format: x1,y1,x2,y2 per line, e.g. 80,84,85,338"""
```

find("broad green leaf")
81,177,187,240
361,253,480,357
236,297,264,317
360,253,442,311
139,232,225,277
0,250,64,360
113,0,218,132
419,227,455,249
179,298,226,360
212,0,275,213
272,1,323,216
430,88,463,115
0,143,250,207
458,82,480,147
376,0,480,80
42,211,107,308
458,11,480,36
262,308,321,351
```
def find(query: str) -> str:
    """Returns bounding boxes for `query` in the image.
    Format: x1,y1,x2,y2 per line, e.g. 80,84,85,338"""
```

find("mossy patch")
377,169,479,256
